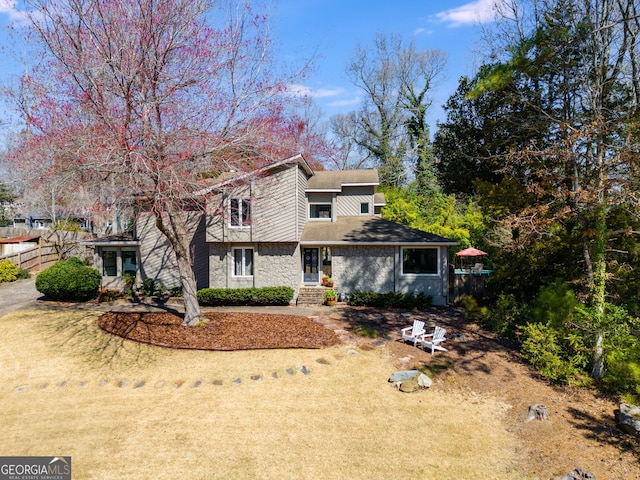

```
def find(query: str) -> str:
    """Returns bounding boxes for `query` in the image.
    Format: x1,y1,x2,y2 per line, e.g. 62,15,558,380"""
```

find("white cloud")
287,84,345,99
0,0,31,25
327,96,361,108
413,27,434,36
435,0,502,27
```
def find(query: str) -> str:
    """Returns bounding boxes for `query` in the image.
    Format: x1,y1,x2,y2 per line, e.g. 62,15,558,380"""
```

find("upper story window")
230,198,251,227
309,203,332,220
402,247,438,275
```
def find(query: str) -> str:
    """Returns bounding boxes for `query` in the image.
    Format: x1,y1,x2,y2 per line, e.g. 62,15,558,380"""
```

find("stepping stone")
59,381,68,388
79,381,89,387
15,385,26,392
348,349,361,355
233,378,243,384
193,381,202,388
174,380,185,388
315,358,330,365
285,368,295,375
38,383,49,390
271,372,279,379
154,381,165,388
118,380,129,388
359,344,376,351
212,380,223,386
250,375,263,381
300,366,311,375
99,380,109,387
134,381,146,389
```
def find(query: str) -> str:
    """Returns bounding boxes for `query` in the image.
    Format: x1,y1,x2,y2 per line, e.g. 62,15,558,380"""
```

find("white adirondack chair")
418,326,448,354
401,320,426,347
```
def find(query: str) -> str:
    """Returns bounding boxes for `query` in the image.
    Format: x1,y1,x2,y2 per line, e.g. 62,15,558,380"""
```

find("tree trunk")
155,209,202,326
589,206,608,378
592,328,605,378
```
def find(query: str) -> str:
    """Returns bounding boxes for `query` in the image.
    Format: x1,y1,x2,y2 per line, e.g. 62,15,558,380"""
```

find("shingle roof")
300,216,457,245
306,170,379,191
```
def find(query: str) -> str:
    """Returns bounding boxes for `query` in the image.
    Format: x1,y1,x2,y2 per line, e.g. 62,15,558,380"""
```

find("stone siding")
207,242,300,295
332,246,395,293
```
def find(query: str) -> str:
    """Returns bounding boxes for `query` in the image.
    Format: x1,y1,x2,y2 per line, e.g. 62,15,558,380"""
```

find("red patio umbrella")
455,247,488,257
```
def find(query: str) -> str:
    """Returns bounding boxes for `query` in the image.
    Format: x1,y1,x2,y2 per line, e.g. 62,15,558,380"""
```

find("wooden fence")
0,244,60,272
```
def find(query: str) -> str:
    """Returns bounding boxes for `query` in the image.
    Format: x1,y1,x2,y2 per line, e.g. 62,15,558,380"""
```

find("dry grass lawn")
0,310,525,479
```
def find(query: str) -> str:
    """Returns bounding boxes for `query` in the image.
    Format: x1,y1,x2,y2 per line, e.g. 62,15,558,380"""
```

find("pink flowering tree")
9,0,308,325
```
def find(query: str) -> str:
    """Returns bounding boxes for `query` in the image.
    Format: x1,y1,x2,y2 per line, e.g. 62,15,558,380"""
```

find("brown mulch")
98,311,341,350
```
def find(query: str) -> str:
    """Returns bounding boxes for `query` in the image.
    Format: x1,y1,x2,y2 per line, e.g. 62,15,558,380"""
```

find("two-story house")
87,154,457,305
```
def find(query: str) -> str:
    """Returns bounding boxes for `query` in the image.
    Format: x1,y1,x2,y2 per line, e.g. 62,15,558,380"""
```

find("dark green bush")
36,257,101,300
197,286,294,306
17,268,31,280
348,290,432,309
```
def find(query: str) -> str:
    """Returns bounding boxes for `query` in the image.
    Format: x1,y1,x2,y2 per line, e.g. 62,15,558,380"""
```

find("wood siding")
336,186,375,217
297,167,310,238
206,165,303,243
137,212,208,289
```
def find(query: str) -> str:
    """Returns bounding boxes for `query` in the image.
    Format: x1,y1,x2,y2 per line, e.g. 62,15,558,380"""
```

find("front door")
303,248,319,283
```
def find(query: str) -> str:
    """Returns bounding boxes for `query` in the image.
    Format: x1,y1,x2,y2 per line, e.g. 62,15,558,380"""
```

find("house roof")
374,192,386,206
306,169,379,192
300,216,458,246
0,235,41,244
81,233,141,247
195,154,313,196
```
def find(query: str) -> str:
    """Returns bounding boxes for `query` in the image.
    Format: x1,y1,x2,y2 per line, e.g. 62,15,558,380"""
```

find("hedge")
197,286,295,306
348,290,432,309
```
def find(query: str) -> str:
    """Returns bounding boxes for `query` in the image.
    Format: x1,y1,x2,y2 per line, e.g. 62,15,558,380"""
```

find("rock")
389,370,420,382
615,403,640,436
389,370,432,392
526,404,549,421
417,374,433,388
558,468,594,479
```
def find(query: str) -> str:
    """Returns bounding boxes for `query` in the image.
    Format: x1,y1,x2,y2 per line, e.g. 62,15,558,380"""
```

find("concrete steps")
296,286,330,306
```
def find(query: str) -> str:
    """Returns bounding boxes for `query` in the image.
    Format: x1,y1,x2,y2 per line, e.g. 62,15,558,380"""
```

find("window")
230,198,251,227
122,250,137,275
309,204,332,219
360,202,369,214
402,248,438,275
102,250,117,276
233,248,254,277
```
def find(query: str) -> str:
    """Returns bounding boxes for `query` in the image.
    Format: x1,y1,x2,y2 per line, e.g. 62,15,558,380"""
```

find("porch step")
296,286,329,306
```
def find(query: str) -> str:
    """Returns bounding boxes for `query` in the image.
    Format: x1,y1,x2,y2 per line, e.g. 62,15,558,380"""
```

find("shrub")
17,268,31,279
35,257,101,300
0,259,19,283
486,293,526,336
520,322,578,384
197,286,294,306
348,290,432,309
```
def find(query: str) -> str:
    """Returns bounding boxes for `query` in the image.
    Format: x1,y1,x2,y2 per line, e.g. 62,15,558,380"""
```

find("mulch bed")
98,311,341,351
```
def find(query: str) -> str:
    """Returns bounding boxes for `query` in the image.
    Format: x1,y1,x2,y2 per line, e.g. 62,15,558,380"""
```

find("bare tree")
343,32,446,187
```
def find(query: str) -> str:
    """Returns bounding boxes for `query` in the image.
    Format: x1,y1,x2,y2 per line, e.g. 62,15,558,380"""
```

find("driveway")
0,277,41,317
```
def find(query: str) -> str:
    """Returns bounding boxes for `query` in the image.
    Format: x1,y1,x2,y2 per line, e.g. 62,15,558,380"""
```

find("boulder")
615,403,640,436
558,468,594,479
389,370,432,392
526,404,549,422
389,370,420,382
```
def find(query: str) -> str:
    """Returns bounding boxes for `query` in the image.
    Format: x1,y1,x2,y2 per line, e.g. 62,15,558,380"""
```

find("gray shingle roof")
306,170,379,191
300,216,457,245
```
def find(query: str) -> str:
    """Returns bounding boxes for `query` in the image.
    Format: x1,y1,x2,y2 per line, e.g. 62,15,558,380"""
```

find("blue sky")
0,0,501,136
